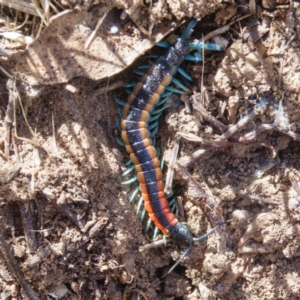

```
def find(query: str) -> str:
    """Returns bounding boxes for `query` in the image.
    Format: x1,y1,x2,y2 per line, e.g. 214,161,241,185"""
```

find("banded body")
121,38,193,244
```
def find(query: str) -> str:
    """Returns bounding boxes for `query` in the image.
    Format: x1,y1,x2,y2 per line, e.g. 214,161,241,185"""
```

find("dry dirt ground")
1,1,300,299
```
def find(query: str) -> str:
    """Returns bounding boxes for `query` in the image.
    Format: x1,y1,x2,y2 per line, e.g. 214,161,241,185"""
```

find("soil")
1,1,300,300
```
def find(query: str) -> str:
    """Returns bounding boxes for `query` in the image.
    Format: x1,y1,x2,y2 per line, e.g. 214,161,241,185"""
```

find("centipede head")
169,223,193,245
174,39,190,56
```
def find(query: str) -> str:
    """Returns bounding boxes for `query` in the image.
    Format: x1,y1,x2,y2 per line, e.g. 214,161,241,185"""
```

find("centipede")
116,19,225,275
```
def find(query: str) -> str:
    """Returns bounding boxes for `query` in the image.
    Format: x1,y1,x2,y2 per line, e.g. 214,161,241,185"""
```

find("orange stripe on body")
137,168,163,184
134,157,160,172
140,179,164,194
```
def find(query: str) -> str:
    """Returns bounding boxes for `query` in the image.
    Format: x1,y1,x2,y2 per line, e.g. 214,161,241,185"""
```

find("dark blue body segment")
140,169,157,183
135,160,155,172
127,129,148,145
124,121,141,131
125,107,147,122
132,147,152,165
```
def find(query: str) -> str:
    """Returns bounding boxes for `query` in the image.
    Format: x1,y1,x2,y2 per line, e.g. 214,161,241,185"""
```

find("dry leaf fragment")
4,8,176,86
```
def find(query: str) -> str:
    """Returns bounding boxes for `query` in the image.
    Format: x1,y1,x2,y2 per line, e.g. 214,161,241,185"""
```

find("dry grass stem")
0,0,39,17
164,139,180,194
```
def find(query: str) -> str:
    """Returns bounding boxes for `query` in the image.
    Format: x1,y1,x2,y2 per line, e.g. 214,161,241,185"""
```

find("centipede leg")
189,41,223,52
114,94,126,106
130,186,140,203
121,164,135,176
136,195,144,214
117,137,126,146
171,77,191,93
184,53,203,62
177,67,193,81
156,41,170,48
122,175,138,185
165,86,187,94
133,69,145,76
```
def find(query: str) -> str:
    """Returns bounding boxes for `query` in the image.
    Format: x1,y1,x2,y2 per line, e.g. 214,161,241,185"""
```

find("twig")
290,177,300,196
139,239,169,252
164,139,180,194
52,112,57,153
14,13,29,30
175,164,227,250
220,105,264,140
104,77,112,130
176,195,185,220
179,100,269,167
232,124,300,143
203,14,252,41
12,80,40,147
237,191,280,205
48,192,84,231
87,217,109,237
177,132,234,148
178,147,213,168
4,81,15,156
30,0,49,26
85,11,109,49
19,201,38,253
0,222,40,300
192,93,228,133
0,66,12,79
26,246,51,269
94,81,125,95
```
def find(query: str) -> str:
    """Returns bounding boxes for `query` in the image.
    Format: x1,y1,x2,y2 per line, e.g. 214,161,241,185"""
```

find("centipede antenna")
162,244,193,278
163,220,231,278
193,223,222,243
